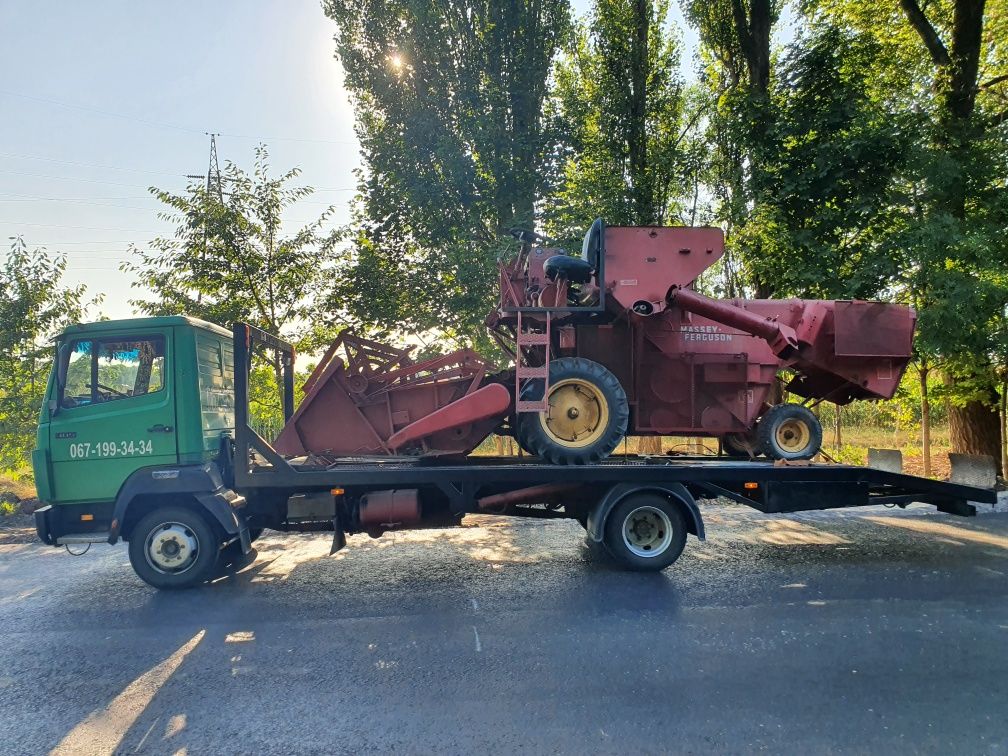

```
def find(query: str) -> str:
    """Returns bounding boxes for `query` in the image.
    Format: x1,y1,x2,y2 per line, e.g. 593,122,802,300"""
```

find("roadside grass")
477,425,954,479
824,426,952,478
0,469,37,514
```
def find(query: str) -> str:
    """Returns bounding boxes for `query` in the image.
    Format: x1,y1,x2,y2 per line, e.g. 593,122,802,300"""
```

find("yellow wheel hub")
775,418,811,453
540,378,609,448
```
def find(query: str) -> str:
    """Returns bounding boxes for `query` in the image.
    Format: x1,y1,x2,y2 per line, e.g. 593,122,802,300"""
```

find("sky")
0,1,789,322
1,0,357,320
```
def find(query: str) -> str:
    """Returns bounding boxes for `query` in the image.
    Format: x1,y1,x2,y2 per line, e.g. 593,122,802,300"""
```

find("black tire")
515,357,629,465
603,493,688,571
721,432,759,457
757,403,823,460
248,527,264,543
127,505,222,590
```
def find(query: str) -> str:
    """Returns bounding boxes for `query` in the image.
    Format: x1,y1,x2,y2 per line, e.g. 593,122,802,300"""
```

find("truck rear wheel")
516,358,628,465
758,403,822,461
603,493,687,571
128,506,221,590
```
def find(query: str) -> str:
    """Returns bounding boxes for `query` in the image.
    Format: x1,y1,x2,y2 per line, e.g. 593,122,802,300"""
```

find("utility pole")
186,132,224,199
185,133,225,305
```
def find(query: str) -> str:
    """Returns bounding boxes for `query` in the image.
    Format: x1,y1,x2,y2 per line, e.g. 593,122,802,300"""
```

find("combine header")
277,220,915,465
273,332,509,459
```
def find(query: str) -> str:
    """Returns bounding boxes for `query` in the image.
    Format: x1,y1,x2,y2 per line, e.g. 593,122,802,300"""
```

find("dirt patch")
902,453,952,481
1,492,42,516
0,513,37,544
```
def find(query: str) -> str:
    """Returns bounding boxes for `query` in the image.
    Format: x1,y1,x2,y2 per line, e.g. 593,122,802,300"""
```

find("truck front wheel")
603,493,688,571
128,506,221,590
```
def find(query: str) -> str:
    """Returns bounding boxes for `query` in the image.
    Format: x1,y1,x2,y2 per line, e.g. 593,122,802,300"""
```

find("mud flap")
34,505,56,546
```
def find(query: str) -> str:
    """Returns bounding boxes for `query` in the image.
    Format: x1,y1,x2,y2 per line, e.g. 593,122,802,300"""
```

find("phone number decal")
67,439,155,459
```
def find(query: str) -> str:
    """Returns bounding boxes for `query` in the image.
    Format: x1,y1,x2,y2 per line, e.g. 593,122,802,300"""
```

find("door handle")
147,424,174,433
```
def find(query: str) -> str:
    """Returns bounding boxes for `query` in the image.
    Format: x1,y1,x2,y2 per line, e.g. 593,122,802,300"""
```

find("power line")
8,241,136,246
0,88,357,145
0,151,184,177
0,170,175,188
0,200,158,212
0,168,356,193
1,220,165,233
0,193,347,209
0,194,152,201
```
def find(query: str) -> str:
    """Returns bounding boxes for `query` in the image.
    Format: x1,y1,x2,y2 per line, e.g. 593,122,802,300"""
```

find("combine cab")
279,219,915,465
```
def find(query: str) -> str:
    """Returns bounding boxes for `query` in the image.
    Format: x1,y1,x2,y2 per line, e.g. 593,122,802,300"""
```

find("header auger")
277,219,915,464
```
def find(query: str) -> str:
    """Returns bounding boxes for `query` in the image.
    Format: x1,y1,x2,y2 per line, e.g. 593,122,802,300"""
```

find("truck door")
48,329,177,503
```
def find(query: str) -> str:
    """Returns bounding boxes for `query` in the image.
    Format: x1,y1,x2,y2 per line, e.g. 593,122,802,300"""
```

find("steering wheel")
88,382,129,398
508,227,549,245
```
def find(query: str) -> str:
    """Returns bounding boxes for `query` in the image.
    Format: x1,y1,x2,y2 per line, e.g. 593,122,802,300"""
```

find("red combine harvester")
275,219,915,465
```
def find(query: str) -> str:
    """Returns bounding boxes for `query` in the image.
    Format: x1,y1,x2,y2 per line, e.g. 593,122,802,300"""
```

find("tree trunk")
948,391,1002,474
833,405,842,450
1000,378,1007,479
919,365,932,477
637,435,662,455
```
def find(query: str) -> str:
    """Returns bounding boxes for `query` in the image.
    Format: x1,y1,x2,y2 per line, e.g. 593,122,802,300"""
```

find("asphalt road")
1,502,1007,755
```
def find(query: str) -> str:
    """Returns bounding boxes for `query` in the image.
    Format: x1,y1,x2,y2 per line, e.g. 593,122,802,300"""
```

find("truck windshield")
60,336,165,408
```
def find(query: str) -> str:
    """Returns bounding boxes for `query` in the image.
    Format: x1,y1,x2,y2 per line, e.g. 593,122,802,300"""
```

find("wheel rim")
540,378,609,448
145,522,200,574
775,417,812,453
621,506,673,558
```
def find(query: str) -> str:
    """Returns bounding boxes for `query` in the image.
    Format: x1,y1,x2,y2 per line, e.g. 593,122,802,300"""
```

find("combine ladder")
515,311,551,412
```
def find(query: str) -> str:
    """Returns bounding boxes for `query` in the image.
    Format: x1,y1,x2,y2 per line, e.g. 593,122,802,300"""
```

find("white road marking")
472,626,482,653
132,717,159,753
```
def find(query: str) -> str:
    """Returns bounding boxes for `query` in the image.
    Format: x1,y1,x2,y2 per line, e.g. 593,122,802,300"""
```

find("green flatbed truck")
31,316,997,590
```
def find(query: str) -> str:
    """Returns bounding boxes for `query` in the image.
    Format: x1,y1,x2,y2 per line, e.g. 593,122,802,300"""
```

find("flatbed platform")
242,448,996,516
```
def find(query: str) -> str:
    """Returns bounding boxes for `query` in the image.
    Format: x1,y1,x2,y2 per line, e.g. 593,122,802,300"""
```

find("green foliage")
122,145,343,355
684,0,785,296
0,238,97,470
816,367,948,430
247,364,311,441
548,0,686,240
741,25,912,299
808,0,1008,391
323,0,571,343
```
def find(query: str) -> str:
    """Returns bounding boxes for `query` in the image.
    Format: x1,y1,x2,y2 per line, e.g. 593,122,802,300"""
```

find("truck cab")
32,316,245,571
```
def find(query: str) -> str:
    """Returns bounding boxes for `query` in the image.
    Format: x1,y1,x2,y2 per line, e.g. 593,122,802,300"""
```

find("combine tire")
128,505,221,590
758,403,822,461
516,357,628,465
603,493,688,571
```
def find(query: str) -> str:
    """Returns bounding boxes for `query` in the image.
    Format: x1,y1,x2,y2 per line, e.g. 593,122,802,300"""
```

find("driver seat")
541,218,605,285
